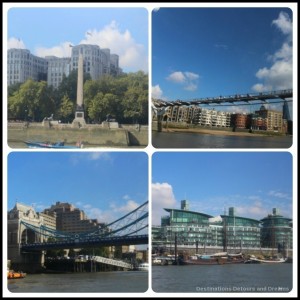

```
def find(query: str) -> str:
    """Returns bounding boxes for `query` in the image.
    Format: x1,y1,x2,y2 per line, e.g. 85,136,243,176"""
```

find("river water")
152,132,293,149
8,271,148,293
152,264,293,293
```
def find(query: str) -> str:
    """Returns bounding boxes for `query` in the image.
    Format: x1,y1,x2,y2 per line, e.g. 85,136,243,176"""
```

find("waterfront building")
231,113,250,129
152,201,291,252
7,48,48,86
43,202,105,233
45,56,71,89
260,208,293,251
220,207,261,249
158,102,288,133
38,211,57,231
152,200,219,249
187,107,231,127
70,44,121,80
254,105,284,132
7,45,122,87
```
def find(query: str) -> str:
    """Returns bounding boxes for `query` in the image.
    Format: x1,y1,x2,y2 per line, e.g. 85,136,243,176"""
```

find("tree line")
8,70,148,124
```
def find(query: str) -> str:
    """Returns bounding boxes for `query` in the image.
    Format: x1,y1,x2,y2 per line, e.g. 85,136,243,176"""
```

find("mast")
223,209,227,252
174,233,178,265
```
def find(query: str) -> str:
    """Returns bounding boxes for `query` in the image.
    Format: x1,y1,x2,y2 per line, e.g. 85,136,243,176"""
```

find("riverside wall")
7,122,148,147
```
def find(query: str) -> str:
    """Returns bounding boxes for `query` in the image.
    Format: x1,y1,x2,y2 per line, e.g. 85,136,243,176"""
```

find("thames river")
152,132,293,148
152,264,293,293
8,271,148,293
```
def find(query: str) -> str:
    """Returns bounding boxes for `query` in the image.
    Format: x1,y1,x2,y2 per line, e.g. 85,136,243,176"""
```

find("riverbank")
162,127,286,137
7,122,148,148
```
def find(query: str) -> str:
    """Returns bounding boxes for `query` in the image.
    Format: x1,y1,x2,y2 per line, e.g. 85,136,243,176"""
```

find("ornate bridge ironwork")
21,201,148,251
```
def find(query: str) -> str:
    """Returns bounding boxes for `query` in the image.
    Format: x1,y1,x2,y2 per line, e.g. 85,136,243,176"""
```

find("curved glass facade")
152,205,293,252
260,214,293,249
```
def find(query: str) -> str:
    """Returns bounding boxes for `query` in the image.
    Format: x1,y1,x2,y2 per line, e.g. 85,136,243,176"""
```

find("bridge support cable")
19,201,148,249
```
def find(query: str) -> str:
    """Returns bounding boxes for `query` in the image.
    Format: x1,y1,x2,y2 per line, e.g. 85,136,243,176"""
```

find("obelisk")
72,52,86,127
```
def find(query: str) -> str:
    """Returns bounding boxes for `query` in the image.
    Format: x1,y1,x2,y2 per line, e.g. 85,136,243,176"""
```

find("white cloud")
268,190,291,200
166,71,200,92
76,199,140,224
111,199,139,214
235,201,269,220
253,59,292,91
152,182,177,225
70,152,112,165
184,83,198,91
35,42,73,58
214,44,228,50
167,71,186,83
31,21,147,72
252,11,293,92
80,21,148,72
272,11,293,38
87,152,112,161
8,37,26,49
185,72,200,81
152,84,164,99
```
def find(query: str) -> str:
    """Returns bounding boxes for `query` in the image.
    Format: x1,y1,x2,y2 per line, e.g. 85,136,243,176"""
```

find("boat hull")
8,271,26,279
249,258,287,263
24,141,80,149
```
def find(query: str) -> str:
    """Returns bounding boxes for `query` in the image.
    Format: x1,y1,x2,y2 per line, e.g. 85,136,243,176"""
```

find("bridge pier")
153,119,163,132
8,245,45,273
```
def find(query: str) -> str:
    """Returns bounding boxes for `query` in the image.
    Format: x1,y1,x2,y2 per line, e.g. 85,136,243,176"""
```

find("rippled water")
152,132,293,149
152,264,293,293
8,271,148,293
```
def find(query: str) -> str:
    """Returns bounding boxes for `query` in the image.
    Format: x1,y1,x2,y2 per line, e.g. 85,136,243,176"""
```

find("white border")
3,2,298,298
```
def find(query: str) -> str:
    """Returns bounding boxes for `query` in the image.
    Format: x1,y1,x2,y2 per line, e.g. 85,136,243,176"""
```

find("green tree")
58,70,91,105
57,95,75,123
8,79,50,121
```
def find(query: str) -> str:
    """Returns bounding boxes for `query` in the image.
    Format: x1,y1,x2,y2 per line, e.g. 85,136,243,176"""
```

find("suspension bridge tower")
7,203,46,272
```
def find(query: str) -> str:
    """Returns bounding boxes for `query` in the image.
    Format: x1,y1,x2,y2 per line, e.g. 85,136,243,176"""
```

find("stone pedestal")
72,111,86,128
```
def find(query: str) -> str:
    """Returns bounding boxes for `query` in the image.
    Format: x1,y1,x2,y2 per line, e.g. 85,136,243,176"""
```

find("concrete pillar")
76,53,84,109
72,52,86,127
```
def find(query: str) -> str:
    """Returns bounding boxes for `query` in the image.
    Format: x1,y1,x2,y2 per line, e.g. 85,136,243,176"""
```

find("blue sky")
6,6,148,72
7,152,148,225
152,152,293,225
152,7,294,117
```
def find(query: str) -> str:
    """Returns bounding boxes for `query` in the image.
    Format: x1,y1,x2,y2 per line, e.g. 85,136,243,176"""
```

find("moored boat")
137,263,149,271
248,256,287,264
7,270,26,279
24,140,82,149
181,252,245,265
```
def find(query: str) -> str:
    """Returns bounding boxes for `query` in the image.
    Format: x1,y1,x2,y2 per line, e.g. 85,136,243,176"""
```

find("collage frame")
3,2,298,298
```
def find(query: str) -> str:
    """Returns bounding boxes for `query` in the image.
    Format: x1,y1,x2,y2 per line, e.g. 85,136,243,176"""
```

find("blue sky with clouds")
6,6,148,73
8,152,148,225
152,152,292,225
152,7,293,116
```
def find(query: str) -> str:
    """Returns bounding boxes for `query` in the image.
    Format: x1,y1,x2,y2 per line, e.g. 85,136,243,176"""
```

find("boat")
7,270,26,279
180,252,245,265
137,263,149,271
24,140,82,149
248,256,287,264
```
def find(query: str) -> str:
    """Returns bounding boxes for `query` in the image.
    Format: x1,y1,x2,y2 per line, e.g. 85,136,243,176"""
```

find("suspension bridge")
20,201,148,251
8,201,148,272
152,89,292,108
